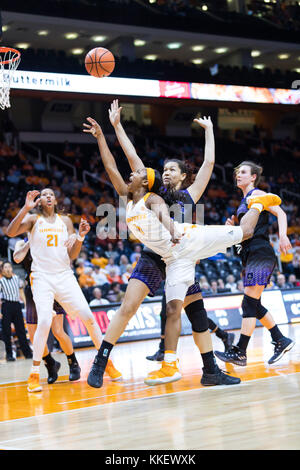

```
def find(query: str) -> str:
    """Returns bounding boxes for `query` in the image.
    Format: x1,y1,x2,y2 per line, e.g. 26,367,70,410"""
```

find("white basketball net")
0,48,21,110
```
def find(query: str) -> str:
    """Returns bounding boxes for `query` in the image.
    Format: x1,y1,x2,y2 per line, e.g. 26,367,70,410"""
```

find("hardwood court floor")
0,323,299,450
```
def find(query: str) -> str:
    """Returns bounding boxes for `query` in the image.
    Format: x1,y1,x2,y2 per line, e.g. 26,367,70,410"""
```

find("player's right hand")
225,215,235,226
25,191,41,211
83,117,102,139
109,99,122,127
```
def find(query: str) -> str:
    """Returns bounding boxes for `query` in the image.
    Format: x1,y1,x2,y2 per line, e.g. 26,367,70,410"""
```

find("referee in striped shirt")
0,261,32,361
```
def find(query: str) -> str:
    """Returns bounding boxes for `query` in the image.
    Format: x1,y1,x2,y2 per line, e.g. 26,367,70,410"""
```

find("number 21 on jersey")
47,234,58,247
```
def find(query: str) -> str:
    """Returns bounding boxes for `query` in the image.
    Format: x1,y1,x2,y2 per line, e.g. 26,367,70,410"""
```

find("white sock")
31,365,40,375
164,351,177,363
250,203,263,213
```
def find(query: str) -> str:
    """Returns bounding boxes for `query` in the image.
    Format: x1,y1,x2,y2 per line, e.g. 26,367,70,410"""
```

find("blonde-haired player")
7,188,121,392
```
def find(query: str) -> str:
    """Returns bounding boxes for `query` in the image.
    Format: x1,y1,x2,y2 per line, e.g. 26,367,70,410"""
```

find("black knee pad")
184,299,209,333
256,299,268,320
242,294,259,318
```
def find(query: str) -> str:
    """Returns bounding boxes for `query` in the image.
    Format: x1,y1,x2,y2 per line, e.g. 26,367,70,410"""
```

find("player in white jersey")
83,117,281,387
7,188,122,392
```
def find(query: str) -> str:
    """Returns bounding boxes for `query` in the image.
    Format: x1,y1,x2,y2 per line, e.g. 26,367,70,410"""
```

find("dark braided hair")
160,159,193,206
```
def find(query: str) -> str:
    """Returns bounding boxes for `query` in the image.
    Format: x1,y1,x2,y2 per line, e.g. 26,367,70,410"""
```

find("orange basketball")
85,47,115,78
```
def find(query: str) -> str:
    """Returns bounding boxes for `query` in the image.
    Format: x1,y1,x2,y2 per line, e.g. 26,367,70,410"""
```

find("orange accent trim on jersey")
146,168,155,191
143,192,153,203
29,273,33,288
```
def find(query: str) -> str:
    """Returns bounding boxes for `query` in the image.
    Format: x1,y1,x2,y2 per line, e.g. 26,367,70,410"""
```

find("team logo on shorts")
247,273,254,280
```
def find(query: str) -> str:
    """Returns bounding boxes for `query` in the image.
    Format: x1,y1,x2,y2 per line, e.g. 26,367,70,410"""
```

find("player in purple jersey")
215,161,294,366
83,101,240,388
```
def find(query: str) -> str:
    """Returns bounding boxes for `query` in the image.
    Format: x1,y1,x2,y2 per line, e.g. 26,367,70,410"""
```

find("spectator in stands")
276,274,288,290
225,274,238,293
89,287,109,307
217,278,230,293
122,264,133,284
78,267,96,289
237,280,244,292
119,255,130,275
130,244,142,264
106,257,121,276
201,281,212,294
106,282,125,303
287,274,300,289
91,251,108,269
92,266,109,287
107,268,123,285
104,242,119,261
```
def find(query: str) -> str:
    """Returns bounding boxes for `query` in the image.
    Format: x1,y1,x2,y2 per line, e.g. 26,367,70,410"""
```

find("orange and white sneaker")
27,373,42,393
144,360,182,386
247,193,281,211
105,359,122,381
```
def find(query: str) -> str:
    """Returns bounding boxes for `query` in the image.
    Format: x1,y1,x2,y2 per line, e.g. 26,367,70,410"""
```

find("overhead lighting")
214,47,228,54
91,35,107,42
149,0,156,3
191,59,203,64
254,64,265,69
15,43,30,50
37,30,49,36
64,32,79,40
166,42,182,50
278,53,290,59
134,39,146,47
144,54,157,61
202,5,208,10
251,50,261,57
293,68,300,73
2,25,9,32
191,45,205,52
264,0,270,3
71,48,84,55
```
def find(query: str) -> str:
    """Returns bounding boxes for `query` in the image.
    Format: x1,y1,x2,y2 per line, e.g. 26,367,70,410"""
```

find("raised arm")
7,191,39,237
187,116,215,203
13,240,30,264
109,99,145,172
83,117,129,196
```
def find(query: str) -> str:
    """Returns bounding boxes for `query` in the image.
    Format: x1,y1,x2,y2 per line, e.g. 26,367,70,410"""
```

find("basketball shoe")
146,348,164,362
214,345,247,366
247,193,281,211
268,337,295,364
201,365,241,386
144,360,182,385
105,359,122,381
27,373,42,393
69,362,81,381
45,359,61,384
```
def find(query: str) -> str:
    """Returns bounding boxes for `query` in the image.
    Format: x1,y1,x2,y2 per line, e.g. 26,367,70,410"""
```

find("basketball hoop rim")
0,47,21,65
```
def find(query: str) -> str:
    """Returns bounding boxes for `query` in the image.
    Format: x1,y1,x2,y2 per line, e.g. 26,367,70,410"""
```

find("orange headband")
146,168,155,191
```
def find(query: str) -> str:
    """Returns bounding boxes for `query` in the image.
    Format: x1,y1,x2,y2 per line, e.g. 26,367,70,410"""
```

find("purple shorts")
242,244,276,287
129,252,202,297
25,285,65,324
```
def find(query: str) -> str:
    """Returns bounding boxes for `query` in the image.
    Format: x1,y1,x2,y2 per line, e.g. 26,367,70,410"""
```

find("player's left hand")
279,234,292,255
79,218,91,237
83,117,103,139
64,233,77,249
193,116,213,130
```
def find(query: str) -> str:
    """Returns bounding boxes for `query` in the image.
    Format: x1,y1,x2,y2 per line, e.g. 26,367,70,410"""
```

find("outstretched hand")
83,117,103,139
25,190,41,211
225,215,235,226
109,99,122,127
193,116,213,130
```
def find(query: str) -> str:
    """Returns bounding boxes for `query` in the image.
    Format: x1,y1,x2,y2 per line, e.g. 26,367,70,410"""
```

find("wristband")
77,234,85,242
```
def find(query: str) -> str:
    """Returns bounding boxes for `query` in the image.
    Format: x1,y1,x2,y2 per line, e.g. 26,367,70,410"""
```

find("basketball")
85,47,115,78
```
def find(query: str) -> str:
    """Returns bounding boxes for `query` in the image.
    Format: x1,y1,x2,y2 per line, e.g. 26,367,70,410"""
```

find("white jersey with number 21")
29,214,71,273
